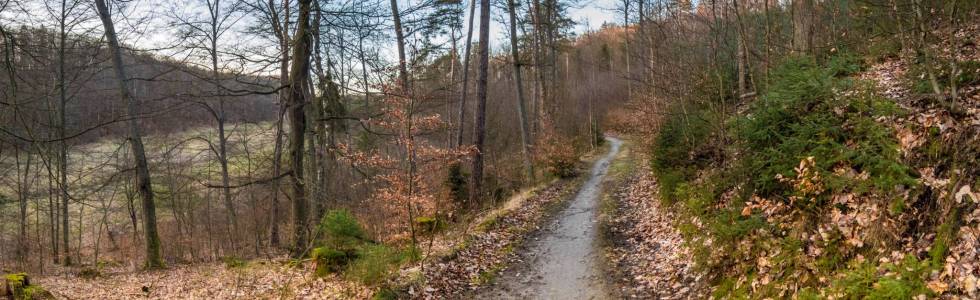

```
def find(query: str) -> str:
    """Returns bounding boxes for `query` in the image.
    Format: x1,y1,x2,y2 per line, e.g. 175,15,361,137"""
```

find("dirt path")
475,137,622,299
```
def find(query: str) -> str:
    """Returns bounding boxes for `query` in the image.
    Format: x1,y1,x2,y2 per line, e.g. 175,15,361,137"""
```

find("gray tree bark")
507,0,535,185
95,0,164,268
469,0,491,205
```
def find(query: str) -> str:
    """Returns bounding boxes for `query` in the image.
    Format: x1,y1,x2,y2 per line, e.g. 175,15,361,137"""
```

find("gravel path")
475,137,621,299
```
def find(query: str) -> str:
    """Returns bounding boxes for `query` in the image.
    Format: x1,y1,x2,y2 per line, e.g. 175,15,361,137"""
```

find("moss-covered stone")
3,273,54,300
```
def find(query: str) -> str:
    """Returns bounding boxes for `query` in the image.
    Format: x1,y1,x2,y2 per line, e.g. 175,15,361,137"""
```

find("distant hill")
0,26,278,145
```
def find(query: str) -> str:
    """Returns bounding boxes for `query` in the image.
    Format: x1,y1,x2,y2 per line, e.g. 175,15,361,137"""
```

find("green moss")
21,285,53,300
5,273,27,287
311,247,352,276
221,256,248,269
4,273,53,300
930,208,961,267
472,265,503,285
414,216,447,234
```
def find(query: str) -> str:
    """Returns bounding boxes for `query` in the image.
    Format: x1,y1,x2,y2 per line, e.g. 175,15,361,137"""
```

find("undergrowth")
649,54,946,298
311,210,418,286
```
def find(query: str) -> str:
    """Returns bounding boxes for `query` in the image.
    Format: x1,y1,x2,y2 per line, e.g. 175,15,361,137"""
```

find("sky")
482,0,623,46
0,0,624,74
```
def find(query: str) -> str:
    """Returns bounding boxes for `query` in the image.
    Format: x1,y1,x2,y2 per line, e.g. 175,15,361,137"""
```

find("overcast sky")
0,0,624,74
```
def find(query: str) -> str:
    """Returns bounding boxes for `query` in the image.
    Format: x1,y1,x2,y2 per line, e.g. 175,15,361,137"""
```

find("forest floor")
598,139,707,299
33,259,372,299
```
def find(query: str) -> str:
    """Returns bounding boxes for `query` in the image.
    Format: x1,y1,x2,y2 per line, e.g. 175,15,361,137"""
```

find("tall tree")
469,0,490,205
287,0,314,256
94,0,164,268
455,0,477,147
169,0,245,246
792,0,814,54
507,0,535,184
390,0,409,89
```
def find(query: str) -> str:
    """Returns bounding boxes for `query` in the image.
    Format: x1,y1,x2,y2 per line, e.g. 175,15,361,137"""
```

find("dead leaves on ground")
35,260,371,299
604,168,706,299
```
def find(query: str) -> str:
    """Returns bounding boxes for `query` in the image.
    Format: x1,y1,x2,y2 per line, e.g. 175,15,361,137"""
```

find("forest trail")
476,137,622,299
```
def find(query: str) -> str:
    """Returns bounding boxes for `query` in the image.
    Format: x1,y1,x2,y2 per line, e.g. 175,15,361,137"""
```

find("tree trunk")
57,2,72,265
287,0,314,257
469,0,491,206
95,0,164,268
390,0,409,90
456,0,477,148
792,0,814,54
269,0,290,249
623,0,632,101
507,0,535,185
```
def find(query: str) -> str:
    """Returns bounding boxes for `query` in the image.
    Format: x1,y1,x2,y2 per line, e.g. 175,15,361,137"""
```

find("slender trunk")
507,0,535,185
95,0,164,268
58,0,71,265
311,2,331,224
269,0,290,249
447,13,459,148
911,0,942,96
469,0,491,205
456,0,477,147
623,0,632,101
16,148,31,264
390,0,409,89
210,4,239,245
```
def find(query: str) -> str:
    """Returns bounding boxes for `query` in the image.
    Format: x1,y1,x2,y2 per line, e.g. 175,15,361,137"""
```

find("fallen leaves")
34,260,371,299
603,167,707,299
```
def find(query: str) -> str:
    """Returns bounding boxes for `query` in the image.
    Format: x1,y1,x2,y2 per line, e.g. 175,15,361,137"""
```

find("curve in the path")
477,136,622,299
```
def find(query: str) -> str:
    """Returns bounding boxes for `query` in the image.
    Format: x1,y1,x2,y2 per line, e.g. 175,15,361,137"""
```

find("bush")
650,103,719,203
828,256,933,299
312,210,367,277
738,55,914,202
319,209,366,251
542,140,578,178
445,162,468,204
77,266,102,278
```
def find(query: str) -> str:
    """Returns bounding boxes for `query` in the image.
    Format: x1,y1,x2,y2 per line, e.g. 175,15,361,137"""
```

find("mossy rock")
4,273,54,300
413,216,446,234
311,247,355,277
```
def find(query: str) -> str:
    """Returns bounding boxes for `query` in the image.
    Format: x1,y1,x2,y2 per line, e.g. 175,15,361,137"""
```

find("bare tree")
94,0,164,268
